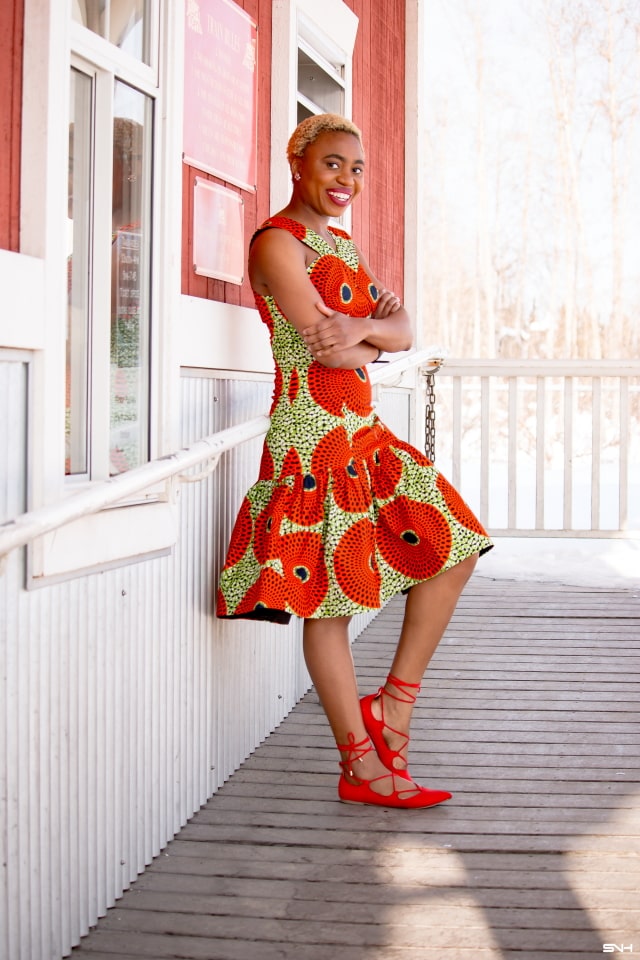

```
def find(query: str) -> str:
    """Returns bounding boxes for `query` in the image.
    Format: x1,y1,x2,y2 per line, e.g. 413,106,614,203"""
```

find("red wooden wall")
0,0,24,253
347,0,406,300
181,0,406,304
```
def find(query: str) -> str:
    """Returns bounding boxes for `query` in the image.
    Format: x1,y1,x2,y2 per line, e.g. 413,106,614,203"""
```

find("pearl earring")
294,172,301,181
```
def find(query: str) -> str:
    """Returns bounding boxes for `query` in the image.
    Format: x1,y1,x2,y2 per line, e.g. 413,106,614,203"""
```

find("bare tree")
591,0,639,354
422,0,640,361
543,0,594,356
468,1,497,355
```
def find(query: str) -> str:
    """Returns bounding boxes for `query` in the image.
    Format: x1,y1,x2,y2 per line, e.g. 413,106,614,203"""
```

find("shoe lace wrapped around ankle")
336,732,373,779
384,674,421,704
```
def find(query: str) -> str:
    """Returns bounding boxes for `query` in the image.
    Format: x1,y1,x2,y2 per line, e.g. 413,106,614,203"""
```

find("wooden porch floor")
71,576,640,960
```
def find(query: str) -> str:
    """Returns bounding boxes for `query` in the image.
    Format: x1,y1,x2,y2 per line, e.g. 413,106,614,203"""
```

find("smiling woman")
290,131,364,220
216,112,493,810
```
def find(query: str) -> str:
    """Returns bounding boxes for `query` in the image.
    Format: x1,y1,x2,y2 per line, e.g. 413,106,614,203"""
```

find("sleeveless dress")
216,217,492,624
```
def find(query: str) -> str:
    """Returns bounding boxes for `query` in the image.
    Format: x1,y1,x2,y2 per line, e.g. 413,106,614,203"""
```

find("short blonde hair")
287,113,363,165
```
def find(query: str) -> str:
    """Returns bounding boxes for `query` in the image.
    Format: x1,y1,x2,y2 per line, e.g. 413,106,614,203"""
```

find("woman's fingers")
374,289,401,317
301,320,334,345
306,302,338,351
315,299,333,318
301,303,337,344
301,311,363,355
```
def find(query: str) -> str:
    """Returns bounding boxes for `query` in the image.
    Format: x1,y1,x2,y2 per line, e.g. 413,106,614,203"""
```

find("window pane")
66,68,92,476
110,81,152,475
298,48,345,116
72,0,151,64
72,0,107,36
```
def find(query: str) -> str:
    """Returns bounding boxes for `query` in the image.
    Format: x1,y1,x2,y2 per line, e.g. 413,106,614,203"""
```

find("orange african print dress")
216,217,492,625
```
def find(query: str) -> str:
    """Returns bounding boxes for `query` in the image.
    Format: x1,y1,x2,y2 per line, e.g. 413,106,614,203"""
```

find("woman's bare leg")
303,616,404,794
368,554,479,768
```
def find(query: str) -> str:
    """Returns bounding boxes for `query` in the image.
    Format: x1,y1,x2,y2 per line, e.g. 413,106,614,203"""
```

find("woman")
217,114,492,808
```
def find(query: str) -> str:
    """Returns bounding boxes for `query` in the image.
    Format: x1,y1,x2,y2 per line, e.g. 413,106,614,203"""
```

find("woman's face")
292,130,365,217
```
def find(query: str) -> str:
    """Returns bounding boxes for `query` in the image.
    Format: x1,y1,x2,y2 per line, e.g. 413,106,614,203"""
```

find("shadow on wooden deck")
71,577,640,960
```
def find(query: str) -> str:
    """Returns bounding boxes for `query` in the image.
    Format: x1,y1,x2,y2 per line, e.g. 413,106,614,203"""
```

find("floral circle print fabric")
217,217,492,624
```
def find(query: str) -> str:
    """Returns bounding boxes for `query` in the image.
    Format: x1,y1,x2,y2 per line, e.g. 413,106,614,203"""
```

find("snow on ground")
476,536,640,591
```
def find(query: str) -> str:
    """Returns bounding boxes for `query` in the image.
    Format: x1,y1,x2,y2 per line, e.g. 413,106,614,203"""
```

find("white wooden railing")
433,359,640,538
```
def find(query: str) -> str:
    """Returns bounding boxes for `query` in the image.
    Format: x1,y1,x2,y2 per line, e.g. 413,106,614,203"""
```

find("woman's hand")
301,301,370,359
373,288,402,319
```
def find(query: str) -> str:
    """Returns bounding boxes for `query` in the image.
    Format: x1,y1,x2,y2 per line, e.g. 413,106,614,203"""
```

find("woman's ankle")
380,686,413,732
339,743,389,783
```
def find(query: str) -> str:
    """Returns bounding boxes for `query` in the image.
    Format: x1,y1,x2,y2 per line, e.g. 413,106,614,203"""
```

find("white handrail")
0,349,443,559
0,415,268,560
369,347,445,383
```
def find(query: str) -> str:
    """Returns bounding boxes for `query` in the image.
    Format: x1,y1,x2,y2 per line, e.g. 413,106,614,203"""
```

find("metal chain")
423,365,441,462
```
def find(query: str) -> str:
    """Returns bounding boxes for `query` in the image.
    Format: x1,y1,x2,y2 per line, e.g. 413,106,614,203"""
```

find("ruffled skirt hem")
216,431,493,624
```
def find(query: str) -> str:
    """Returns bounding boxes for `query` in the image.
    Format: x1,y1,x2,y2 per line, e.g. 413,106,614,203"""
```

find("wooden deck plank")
72,932,633,960
71,577,640,959
129,872,639,904
138,845,640,899
92,904,639,938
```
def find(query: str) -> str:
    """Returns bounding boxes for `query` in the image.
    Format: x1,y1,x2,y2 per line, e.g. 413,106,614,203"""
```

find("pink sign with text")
183,0,258,191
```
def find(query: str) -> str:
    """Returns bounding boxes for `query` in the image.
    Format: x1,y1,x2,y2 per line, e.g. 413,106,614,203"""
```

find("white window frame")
17,0,185,583
270,0,359,216
69,16,161,485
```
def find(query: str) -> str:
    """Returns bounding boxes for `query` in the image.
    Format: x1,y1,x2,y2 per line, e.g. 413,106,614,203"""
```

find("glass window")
297,39,345,122
66,68,93,476
67,3,159,483
72,0,152,64
110,81,153,475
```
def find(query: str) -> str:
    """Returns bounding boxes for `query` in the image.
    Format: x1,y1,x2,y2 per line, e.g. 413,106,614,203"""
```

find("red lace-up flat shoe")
337,733,452,808
361,674,421,776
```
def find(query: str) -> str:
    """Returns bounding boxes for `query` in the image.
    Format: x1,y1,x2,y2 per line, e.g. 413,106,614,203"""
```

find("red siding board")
347,0,405,299
0,0,24,252
349,0,371,257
